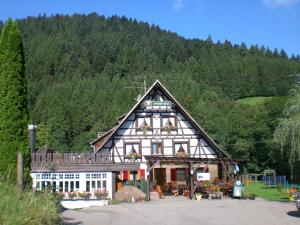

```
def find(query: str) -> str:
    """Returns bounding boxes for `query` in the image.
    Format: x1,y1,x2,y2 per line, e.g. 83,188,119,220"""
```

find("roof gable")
91,80,229,158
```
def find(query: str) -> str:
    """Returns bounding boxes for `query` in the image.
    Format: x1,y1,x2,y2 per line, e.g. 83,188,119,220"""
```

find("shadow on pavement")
287,211,300,218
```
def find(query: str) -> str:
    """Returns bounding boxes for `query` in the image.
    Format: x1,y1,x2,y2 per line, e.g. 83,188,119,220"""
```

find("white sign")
197,173,210,181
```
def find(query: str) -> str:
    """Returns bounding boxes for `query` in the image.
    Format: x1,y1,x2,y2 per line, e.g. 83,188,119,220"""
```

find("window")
174,142,188,154
52,181,56,192
36,174,40,179
162,117,177,129
75,181,80,189
86,174,90,179
70,181,74,192
125,143,140,155
135,117,152,129
64,181,69,192
152,142,162,154
75,174,80,179
176,168,186,181
102,180,107,190
102,173,106,179
97,181,101,189
42,173,51,180
59,181,63,192
59,174,63,179
36,182,40,190
171,168,187,181
92,181,95,189
92,173,101,179
64,174,74,179
86,181,90,192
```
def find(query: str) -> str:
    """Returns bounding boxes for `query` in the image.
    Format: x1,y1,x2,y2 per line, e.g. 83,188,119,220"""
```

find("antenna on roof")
125,76,147,94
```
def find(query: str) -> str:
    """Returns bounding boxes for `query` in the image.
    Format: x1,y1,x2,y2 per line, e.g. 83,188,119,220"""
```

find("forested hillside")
3,13,300,177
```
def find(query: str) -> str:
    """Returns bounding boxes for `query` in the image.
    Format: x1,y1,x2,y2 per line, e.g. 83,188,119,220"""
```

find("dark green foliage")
0,19,28,181
0,14,299,178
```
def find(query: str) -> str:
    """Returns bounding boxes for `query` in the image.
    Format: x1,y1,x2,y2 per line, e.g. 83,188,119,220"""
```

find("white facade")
99,105,218,163
31,172,113,199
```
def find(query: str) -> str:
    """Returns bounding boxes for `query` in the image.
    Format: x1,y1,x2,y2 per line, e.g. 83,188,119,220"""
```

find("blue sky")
1,0,299,56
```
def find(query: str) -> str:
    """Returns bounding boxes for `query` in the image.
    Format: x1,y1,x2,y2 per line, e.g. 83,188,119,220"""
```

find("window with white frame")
33,172,109,193
135,117,152,129
174,142,188,154
125,143,140,155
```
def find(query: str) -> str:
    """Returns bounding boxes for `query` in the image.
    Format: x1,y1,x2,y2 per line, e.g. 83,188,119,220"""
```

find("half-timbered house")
30,80,243,199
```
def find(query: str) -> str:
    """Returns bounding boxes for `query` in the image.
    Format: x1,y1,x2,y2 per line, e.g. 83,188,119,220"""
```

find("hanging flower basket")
125,152,142,162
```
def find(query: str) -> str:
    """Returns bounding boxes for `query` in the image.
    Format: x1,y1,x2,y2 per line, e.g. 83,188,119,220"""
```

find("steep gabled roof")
91,80,230,158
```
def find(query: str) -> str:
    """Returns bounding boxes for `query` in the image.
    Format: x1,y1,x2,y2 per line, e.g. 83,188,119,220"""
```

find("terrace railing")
31,152,112,167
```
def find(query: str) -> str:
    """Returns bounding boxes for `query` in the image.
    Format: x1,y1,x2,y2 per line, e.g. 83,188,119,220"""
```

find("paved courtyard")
62,197,300,225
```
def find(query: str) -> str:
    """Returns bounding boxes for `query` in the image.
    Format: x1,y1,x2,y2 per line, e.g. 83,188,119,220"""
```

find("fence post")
17,152,24,196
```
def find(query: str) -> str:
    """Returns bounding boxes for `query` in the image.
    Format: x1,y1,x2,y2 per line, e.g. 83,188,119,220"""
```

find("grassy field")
236,96,273,106
244,181,289,201
0,182,62,225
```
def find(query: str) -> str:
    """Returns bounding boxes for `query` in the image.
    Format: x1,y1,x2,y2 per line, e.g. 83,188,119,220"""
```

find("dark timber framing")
91,80,230,158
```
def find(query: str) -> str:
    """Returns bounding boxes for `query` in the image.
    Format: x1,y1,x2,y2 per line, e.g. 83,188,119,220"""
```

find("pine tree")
0,19,28,181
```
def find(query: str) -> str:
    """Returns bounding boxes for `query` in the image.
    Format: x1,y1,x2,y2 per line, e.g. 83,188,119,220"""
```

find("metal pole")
144,79,147,94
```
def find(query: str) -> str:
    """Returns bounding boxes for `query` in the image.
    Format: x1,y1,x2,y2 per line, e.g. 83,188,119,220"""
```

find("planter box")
61,199,108,209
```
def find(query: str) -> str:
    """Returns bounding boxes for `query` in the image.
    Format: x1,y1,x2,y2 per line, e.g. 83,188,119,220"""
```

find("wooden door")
155,168,166,186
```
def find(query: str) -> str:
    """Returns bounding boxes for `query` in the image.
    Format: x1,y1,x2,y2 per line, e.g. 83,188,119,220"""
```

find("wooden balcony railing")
31,152,112,167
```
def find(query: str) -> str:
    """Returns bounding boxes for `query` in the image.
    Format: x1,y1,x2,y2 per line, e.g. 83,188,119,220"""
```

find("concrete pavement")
62,196,300,225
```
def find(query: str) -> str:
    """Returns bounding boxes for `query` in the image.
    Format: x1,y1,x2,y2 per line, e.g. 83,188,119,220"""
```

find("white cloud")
173,0,185,10
262,0,299,9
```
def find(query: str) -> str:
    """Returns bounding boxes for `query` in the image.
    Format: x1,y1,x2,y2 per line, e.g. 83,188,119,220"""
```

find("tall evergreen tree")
0,19,28,181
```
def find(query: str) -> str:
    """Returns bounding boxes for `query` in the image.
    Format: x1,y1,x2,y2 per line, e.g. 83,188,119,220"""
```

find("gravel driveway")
62,197,300,225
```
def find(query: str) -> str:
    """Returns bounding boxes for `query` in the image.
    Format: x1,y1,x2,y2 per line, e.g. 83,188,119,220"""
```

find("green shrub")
0,182,61,225
140,177,147,194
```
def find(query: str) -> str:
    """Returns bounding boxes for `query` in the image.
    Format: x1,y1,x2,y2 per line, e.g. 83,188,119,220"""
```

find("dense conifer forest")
1,13,299,179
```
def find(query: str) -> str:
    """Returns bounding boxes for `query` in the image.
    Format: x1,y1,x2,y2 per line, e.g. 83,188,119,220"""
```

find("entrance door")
154,168,166,186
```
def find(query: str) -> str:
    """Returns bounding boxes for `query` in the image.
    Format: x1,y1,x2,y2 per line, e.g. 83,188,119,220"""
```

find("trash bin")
233,181,244,198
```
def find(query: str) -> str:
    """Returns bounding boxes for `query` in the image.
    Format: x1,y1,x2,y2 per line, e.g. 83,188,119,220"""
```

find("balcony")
30,152,140,173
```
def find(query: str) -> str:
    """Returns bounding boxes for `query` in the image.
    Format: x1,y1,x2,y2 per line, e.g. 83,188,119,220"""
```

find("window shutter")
139,169,145,178
123,170,129,180
171,168,177,181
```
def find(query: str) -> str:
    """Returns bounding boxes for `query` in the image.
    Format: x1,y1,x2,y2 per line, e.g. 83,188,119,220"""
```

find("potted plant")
128,152,142,162
195,193,202,201
95,190,109,200
244,192,256,200
78,191,91,200
68,192,77,200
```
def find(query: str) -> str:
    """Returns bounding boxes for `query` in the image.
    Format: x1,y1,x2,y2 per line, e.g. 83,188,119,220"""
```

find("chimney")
28,124,37,153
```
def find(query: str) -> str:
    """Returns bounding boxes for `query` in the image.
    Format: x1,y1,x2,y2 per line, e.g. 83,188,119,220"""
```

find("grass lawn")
236,96,273,106
244,181,289,201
